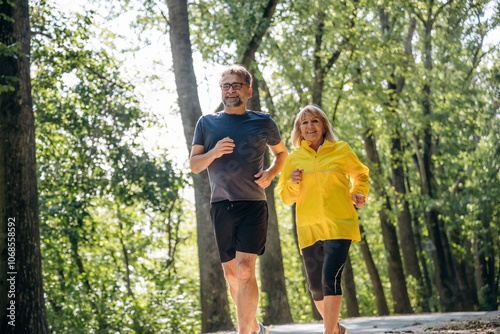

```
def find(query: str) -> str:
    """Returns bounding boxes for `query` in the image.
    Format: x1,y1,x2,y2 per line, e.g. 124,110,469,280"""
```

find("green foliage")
31,1,198,332
31,0,500,331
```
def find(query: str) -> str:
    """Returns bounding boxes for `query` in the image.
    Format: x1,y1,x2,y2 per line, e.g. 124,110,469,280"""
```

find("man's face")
220,74,252,108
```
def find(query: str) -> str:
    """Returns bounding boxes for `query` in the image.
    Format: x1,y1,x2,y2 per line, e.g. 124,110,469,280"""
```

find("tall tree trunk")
362,127,413,314
474,202,498,310
415,9,464,311
0,0,49,332
258,70,321,321
166,1,233,332
358,225,390,316
411,205,434,310
342,255,360,317
262,158,294,325
292,205,322,320
247,74,293,325
378,9,430,311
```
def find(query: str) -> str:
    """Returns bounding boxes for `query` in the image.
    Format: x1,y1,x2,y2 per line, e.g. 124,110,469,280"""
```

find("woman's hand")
291,168,304,184
351,193,366,208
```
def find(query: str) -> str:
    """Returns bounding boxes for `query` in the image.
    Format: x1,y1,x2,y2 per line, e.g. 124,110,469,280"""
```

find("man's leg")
222,259,238,303
235,251,260,334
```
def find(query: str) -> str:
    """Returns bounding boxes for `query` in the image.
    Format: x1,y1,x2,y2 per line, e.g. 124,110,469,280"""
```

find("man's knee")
236,254,257,282
222,261,237,282
224,268,237,282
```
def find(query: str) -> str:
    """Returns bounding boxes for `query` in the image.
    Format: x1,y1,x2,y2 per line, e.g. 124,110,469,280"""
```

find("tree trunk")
378,9,430,311
474,202,498,310
0,1,49,332
358,225,390,316
417,15,464,312
362,128,413,314
292,205,322,320
262,161,294,325
342,255,360,317
389,111,430,313
166,0,233,332
247,74,293,325
410,205,434,311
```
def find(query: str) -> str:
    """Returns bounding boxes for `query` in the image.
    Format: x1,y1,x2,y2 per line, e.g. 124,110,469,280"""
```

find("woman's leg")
302,240,326,321
323,295,342,334
322,239,351,334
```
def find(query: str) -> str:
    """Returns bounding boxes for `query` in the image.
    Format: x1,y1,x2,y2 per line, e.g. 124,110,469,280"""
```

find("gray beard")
223,97,243,107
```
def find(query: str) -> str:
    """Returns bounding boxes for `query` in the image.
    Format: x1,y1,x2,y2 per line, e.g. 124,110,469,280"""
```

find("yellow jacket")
277,140,369,251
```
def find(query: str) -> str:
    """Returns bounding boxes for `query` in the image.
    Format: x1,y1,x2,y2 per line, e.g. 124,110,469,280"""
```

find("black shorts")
210,200,268,263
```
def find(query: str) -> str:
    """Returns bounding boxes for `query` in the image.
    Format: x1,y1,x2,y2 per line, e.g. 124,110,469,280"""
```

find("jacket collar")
301,139,334,153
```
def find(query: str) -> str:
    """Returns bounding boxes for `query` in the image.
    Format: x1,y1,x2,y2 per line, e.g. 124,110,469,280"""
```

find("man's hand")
190,137,235,174
351,193,366,208
291,168,304,184
213,137,235,158
254,170,274,189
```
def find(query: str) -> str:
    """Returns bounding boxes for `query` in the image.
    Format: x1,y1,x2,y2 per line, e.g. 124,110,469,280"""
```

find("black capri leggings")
301,239,351,301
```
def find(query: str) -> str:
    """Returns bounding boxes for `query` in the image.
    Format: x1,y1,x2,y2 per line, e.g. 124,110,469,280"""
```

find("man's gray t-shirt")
192,111,282,203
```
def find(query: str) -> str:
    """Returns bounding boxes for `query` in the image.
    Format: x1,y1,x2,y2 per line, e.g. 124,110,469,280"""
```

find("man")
190,65,287,334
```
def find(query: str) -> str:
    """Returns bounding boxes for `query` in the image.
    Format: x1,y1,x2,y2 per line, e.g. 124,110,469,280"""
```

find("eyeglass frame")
219,82,249,91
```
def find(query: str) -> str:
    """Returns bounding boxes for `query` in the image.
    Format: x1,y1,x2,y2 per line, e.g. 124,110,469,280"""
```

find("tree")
166,0,233,332
375,2,430,311
247,73,293,325
30,1,192,331
0,0,49,332
342,255,361,317
361,119,414,314
358,225,390,315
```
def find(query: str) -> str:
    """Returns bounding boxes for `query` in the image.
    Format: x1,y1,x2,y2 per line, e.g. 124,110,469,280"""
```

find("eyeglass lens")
220,82,244,91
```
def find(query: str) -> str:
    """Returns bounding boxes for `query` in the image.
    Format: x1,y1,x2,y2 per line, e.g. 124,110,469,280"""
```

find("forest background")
0,0,499,333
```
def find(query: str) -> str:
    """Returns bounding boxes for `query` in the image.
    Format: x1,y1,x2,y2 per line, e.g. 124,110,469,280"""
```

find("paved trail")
215,311,499,334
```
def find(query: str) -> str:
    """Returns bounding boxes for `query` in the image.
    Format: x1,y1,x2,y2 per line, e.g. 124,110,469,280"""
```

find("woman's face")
299,112,325,148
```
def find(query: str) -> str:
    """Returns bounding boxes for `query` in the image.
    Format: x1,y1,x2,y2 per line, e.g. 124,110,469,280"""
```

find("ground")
395,311,500,334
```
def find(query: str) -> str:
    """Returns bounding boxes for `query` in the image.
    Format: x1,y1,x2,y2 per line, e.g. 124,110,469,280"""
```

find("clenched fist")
291,168,304,185
213,137,235,158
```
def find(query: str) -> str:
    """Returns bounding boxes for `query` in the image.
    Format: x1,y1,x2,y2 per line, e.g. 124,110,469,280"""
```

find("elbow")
190,160,201,174
278,192,295,206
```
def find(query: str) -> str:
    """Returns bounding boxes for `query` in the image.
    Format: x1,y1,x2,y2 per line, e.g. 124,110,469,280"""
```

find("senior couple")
190,65,369,334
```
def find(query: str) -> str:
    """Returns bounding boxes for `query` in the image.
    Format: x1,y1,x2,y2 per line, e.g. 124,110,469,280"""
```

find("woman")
277,105,369,334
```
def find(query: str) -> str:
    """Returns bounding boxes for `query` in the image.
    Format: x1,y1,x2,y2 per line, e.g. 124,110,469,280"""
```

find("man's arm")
254,140,288,188
189,137,235,174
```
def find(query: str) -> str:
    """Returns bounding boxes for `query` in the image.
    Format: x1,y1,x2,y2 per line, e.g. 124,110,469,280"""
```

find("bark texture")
359,225,390,316
363,128,414,314
0,1,49,332
247,74,293,325
342,255,360,317
166,0,233,331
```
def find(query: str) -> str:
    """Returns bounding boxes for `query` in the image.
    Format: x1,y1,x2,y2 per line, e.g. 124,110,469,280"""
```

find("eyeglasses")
220,82,249,91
